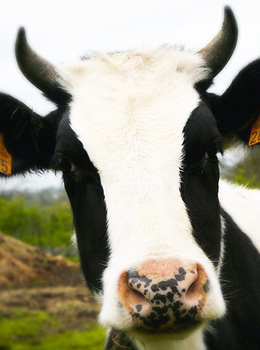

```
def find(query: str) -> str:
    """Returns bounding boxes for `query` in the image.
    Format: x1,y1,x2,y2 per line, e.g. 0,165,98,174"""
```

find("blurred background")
1,0,260,349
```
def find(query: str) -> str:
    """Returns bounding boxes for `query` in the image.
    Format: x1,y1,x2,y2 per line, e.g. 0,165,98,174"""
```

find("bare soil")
0,232,82,288
0,233,99,329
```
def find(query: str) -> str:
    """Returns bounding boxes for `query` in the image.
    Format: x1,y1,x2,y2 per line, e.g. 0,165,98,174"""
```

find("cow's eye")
53,154,76,174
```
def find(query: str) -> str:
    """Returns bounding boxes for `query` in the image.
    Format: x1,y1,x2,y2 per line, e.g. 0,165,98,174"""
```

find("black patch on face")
203,280,210,293
158,279,177,291
53,115,109,292
151,284,159,292
167,292,174,302
180,103,223,267
175,267,186,281
136,304,142,312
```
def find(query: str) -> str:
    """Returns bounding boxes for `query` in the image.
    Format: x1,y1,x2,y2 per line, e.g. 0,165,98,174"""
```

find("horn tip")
15,27,27,54
223,6,238,39
224,5,233,15
17,27,26,41
224,6,237,28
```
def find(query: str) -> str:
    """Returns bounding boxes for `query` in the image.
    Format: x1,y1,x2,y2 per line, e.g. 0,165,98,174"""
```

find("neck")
204,210,260,349
220,210,260,324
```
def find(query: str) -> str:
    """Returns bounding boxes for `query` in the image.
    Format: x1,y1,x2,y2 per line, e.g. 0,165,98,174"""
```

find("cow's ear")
207,59,260,148
0,93,61,176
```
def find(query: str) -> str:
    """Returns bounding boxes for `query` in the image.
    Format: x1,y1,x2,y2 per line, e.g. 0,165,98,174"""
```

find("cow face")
3,6,260,348
55,49,225,337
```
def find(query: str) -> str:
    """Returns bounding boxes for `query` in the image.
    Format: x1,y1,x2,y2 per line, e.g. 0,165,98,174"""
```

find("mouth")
129,320,204,340
127,322,203,342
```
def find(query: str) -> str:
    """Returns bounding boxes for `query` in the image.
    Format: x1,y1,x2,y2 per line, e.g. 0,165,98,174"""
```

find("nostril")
118,271,150,313
128,287,146,302
127,279,148,300
126,286,152,313
186,279,198,299
185,268,203,302
126,271,157,309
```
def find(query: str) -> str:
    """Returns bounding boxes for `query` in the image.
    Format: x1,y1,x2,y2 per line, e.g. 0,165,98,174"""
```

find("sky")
0,0,259,190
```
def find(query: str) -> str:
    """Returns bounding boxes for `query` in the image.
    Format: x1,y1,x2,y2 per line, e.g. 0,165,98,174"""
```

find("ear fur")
206,59,260,147
0,93,61,176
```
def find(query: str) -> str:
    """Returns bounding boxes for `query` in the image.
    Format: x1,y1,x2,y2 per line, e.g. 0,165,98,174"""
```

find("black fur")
206,59,260,145
204,211,260,350
53,117,109,292
181,103,223,266
0,93,62,175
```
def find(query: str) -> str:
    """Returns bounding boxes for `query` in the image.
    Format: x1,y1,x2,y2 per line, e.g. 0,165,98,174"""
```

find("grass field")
0,309,106,350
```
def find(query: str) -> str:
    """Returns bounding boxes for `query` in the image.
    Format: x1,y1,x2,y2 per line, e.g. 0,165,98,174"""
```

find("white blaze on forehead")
58,48,225,329
59,48,208,258
58,47,212,261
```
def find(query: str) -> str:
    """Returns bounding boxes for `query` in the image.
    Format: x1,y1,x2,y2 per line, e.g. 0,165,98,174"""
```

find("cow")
0,6,260,350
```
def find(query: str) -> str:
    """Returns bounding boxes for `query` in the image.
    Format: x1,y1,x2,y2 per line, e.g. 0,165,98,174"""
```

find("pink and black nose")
118,259,209,330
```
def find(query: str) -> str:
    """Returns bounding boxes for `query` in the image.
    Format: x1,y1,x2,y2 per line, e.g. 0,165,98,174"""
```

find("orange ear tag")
248,115,260,146
0,134,12,175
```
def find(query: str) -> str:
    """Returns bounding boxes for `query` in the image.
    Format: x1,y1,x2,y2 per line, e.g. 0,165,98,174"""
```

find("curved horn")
198,6,238,78
15,28,68,104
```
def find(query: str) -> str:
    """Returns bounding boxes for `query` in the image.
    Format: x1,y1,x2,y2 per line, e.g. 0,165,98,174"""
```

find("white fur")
58,48,225,349
133,329,206,350
219,179,260,252
217,215,226,276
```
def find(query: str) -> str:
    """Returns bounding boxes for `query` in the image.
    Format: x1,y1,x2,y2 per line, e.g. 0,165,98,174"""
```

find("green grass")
66,255,79,262
0,310,106,350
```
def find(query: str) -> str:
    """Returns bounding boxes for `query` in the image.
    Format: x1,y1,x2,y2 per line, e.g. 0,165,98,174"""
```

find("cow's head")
1,7,258,348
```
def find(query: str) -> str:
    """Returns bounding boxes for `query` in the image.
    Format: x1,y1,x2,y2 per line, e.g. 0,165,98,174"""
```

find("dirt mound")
0,286,99,327
0,232,83,288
